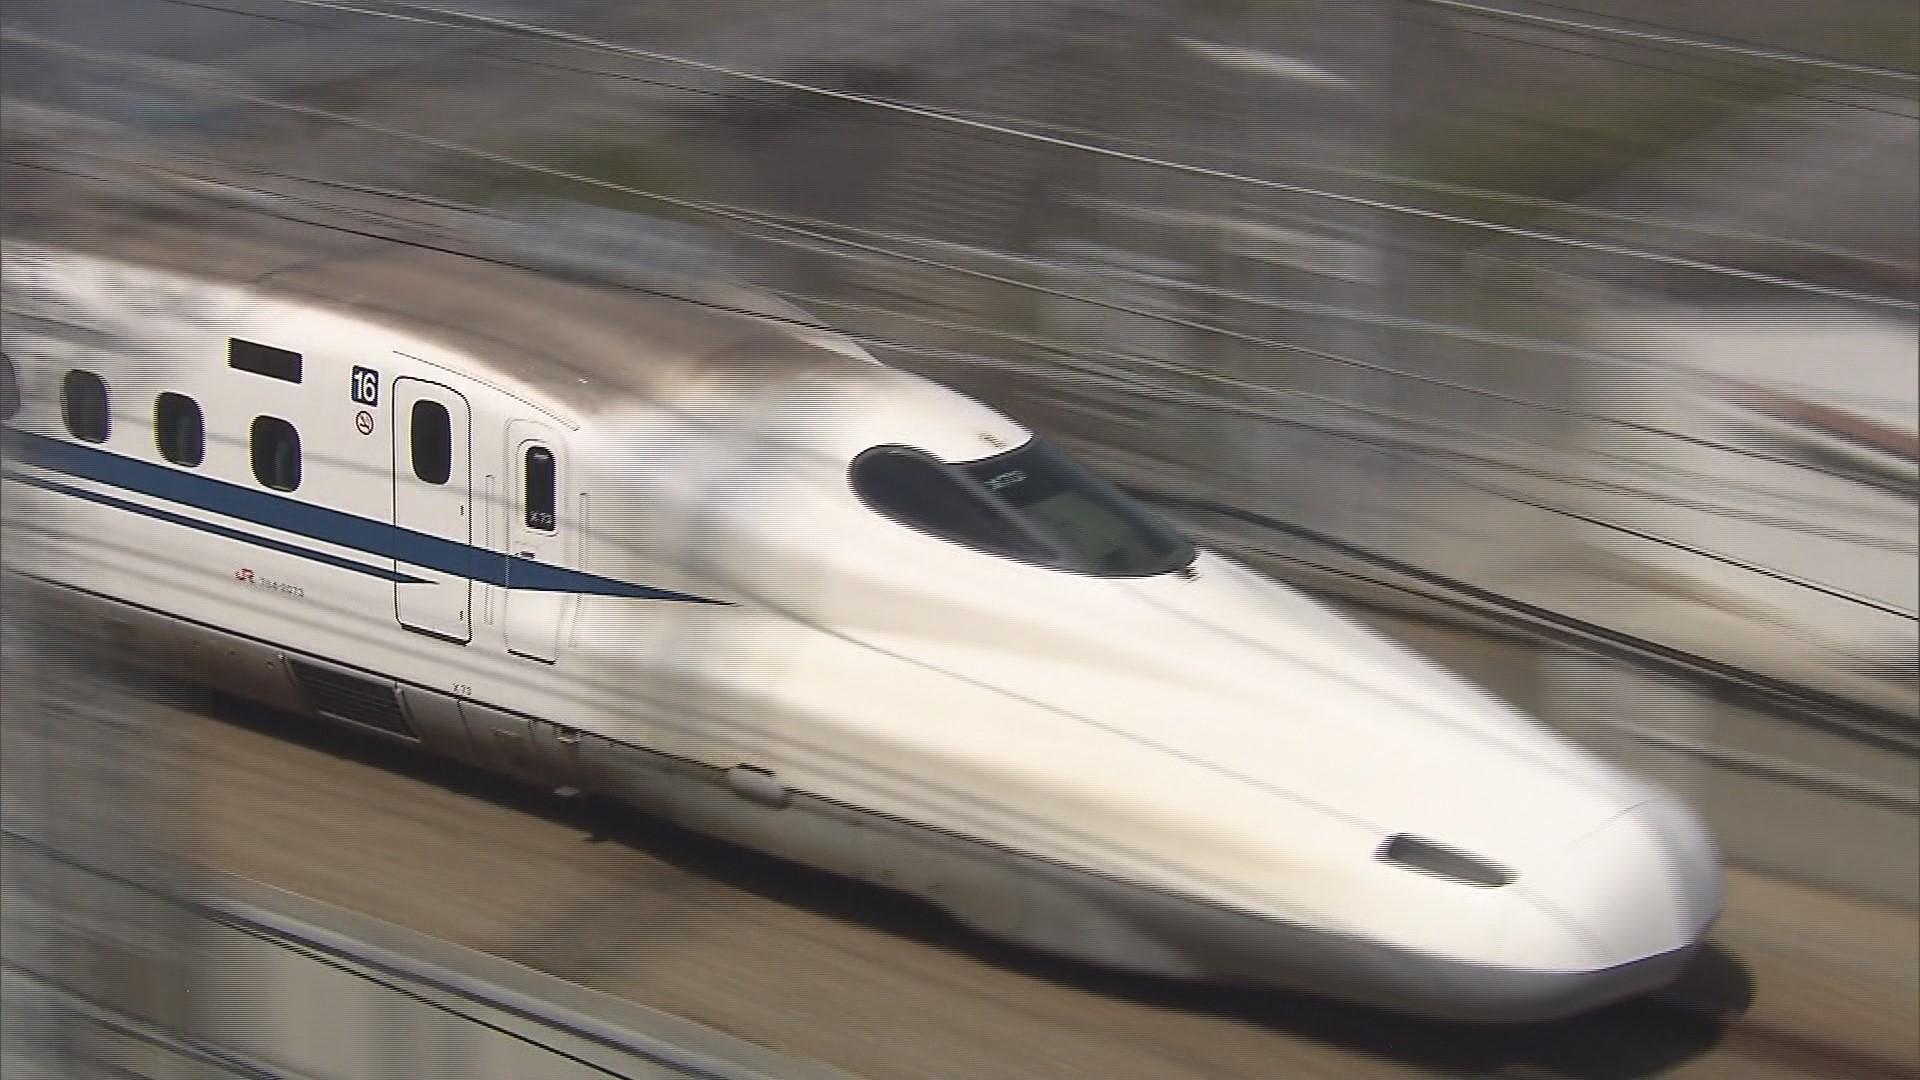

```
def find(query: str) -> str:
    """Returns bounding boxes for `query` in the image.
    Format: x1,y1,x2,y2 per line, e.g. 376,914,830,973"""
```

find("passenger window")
411,400,452,485
61,370,110,443
250,415,301,492
154,393,205,467
1,352,18,421
524,445,556,532
850,447,1052,562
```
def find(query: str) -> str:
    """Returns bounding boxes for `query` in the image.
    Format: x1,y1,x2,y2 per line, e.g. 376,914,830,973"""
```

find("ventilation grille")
289,660,413,738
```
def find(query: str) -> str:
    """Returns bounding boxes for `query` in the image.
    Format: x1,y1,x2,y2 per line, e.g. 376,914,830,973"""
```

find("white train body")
0,187,1720,1022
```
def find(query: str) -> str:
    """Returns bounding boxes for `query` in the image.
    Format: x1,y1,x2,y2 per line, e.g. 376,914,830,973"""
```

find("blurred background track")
4,520,1913,1078
2,601,1912,1079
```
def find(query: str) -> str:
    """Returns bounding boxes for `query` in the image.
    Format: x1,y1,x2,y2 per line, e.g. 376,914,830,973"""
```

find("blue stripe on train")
3,429,726,605
6,470,435,584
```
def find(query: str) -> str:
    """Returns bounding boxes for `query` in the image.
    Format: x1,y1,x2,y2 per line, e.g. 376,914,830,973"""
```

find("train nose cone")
1503,795,1723,972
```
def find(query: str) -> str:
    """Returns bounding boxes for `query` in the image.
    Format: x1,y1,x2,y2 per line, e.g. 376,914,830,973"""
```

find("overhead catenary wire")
140,162,1920,618
708,200,1918,496
326,0,1912,244
1489,0,1919,73
1395,10,1920,121
11,22,1906,501
45,142,1903,540
20,14,1914,485
924,206,1914,418
22,179,1920,607
25,165,1920,662
759,275,1918,543
237,0,1918,313
10,138,1919,625
1021,344,1920,623
9,149,1919,746
42,6,1916,467
4,39,1915,619
1137,493,1920,744
903,338,1919,554
1404,0,1920,85
147,0,329,31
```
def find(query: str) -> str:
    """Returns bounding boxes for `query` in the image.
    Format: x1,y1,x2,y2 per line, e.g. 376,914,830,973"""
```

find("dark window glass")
250,415,301,492
154,393,205,467
851,439,1195,577
1,352,19,421
61,370,110,443
850,448,1053,563
228,338,302,383
524,445,556,531
411,400,452,485
962,439,1192,577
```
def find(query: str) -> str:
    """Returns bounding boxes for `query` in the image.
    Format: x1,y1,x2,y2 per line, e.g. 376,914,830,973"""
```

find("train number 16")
351,366,380,406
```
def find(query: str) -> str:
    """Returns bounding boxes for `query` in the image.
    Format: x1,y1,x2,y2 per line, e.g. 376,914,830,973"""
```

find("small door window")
1,352,19,421
524,445,556,532
154,392,205,467
250,415,301,492
61,370,110,443
411,399,452,485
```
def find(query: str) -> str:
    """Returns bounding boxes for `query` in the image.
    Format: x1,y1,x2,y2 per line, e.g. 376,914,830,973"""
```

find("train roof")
1,159,891,419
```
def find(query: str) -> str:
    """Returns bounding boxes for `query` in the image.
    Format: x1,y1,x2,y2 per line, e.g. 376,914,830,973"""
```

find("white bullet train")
0,171,1721,1022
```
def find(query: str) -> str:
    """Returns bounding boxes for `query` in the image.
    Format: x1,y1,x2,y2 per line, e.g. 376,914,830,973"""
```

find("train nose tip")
1507,795,1723,971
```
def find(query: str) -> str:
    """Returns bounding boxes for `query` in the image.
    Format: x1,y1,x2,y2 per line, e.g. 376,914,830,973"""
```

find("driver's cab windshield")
850,437,1194,577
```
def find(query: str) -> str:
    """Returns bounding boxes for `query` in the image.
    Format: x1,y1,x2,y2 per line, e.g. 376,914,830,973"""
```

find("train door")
392,377,472,643
504,418,569,663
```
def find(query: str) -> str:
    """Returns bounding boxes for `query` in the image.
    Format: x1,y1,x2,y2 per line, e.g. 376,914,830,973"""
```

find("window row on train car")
2,346,307,493
3,349,556,534
54,367,306,492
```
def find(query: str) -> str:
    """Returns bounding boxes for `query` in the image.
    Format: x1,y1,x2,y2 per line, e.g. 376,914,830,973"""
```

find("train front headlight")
1377,834,1516,888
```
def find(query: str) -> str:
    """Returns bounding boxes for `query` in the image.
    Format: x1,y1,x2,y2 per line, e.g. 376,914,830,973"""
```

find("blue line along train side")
0,169,1721,1022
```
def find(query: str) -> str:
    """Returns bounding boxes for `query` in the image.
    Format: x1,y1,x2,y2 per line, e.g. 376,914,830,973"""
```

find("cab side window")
61,370,110,443
524,445,556,532
850,447,1051,562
